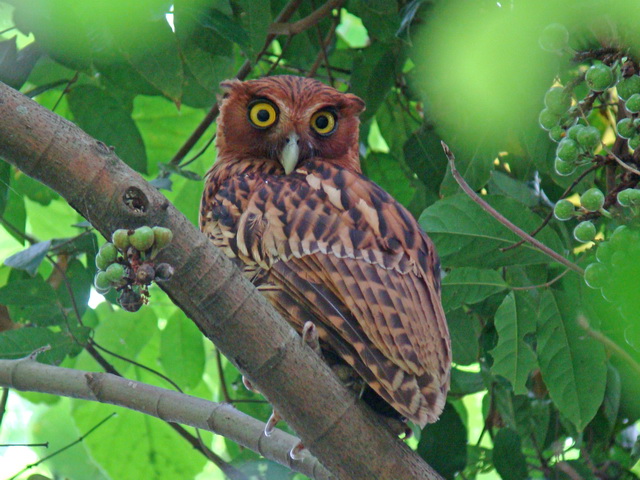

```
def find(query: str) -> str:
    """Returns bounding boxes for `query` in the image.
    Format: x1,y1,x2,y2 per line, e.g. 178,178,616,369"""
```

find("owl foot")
242,376,259,393
289,441,306,460
264,410,282,437
302,321,322,357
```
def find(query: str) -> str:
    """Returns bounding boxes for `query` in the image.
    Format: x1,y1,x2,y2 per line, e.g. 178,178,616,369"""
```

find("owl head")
215,75,365,174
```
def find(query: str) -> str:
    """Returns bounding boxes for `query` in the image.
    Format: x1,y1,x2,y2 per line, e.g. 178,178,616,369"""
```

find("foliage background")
0,0,639,479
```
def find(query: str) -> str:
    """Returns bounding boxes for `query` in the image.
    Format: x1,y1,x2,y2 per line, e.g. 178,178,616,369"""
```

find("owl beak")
279,133,300,175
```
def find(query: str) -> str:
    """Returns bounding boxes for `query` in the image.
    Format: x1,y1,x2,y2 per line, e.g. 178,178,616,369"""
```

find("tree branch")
0,357,331,480
442,142,585,276
0,81,442,480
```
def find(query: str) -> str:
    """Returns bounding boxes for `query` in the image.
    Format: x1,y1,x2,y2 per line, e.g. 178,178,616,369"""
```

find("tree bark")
0,80,443,480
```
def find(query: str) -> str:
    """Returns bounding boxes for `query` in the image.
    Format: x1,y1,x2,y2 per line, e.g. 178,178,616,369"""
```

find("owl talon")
289,441,305,460
302,321,322,356
242,376,259,393
264,410,281,437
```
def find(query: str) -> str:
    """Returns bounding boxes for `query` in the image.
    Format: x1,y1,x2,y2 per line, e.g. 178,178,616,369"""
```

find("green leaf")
446,308,480,365
67,85,147,173
0,161,10,216
238,0,271,58
492,428,528,480
71,401,207,480
159,312,205,390
361,153,417,208
0,326,90,365
3,177,27,245
375,91,421,156
417,402,467,479
0,276,57,306
403,126,447,196
198,9,251,58
441,267,507,312
419,194,564,268
490,292,537,395
439,150,494,197
488,170,539,207
537,290,607,430
450,368,485,396
513,397,550,451
350,42,398,121
349,0,401,43
4,240,51,276
13,171,59,206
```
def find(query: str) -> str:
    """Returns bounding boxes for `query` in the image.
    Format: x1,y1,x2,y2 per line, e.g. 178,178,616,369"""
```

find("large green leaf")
71,401,206,480
67,85,147,173
361,153,418,208
403,126,448,196
0,326,90,365
446,308,480,366
488,170,539,207
492,428,528,480
4,240,51,276
238,0,271,58
419,194,564,268
417,402,467,479
441,267,507,312
490,292,537,395
537,289,607,430
159,311,205,390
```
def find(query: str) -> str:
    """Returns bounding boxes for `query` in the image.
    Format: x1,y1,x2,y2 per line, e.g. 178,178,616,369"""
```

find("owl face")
216,76,365,173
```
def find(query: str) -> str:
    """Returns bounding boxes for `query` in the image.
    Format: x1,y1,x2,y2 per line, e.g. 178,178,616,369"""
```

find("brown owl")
200,75,451,428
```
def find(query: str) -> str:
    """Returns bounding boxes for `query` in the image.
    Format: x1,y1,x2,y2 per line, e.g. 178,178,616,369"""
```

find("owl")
200,75,451,429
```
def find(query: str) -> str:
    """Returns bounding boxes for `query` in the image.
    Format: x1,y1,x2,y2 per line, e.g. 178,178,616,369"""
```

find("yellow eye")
248,101,278,129
311,110,336,135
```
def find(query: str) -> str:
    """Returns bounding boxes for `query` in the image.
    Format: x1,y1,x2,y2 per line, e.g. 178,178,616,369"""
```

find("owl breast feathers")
200,75,451,428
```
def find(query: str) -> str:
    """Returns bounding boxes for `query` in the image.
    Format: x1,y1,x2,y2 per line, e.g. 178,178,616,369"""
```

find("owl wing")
201,159,451,427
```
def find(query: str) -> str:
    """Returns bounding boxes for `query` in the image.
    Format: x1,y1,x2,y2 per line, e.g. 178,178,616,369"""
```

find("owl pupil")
315,115,329,129
257,109,270,122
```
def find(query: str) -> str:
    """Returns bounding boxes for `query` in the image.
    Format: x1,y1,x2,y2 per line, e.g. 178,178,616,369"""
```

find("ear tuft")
344,93,366,115
219,79,242,98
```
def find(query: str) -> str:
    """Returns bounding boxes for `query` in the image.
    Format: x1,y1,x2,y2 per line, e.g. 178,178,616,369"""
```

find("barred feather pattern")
201,156,451,427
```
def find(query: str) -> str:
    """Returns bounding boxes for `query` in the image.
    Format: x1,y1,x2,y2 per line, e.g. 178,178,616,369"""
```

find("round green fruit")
567,124,585,141
574,221,597,242
95,252,111,271
580,187,605,212
554,157,576,176
538,108,560,130
557,138,579,162
94,271,111,291
553,199,575,221
112,229,131,250
583,262,609,289
577,126,600,151
539,23,569,52
617,75,640,100
595,241,615,264
152,226,173,250
129,226,155,252
105,263,126,282
629,135,640,150
99,242,118,264
549,125,564,142
544,87,571,115
585,64,614,92
627,189,640,206
617,118,636,139
626,93,640,113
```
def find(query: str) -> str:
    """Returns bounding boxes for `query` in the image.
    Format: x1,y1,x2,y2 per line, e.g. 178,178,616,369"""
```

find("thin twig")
442,142,584,275
607,148,640,176
0,443,48,447
0,387,8,429
8,413,115,480
501,164,599,252
269,0,343,36
578,316,640,377
216,349,232,403
509,268,570,290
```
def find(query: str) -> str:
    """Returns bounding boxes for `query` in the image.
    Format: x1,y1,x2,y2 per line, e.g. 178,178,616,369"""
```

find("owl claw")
302,321,322,356
289,441,305,460
242,376,259,393
265,410,281,437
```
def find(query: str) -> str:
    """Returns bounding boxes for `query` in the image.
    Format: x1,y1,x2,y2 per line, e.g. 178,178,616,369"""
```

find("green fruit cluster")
111,226,173,256
93,242,127,294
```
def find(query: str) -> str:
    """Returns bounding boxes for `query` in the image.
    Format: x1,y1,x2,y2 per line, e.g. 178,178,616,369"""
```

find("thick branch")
0,82,441,480
0,357,330,480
